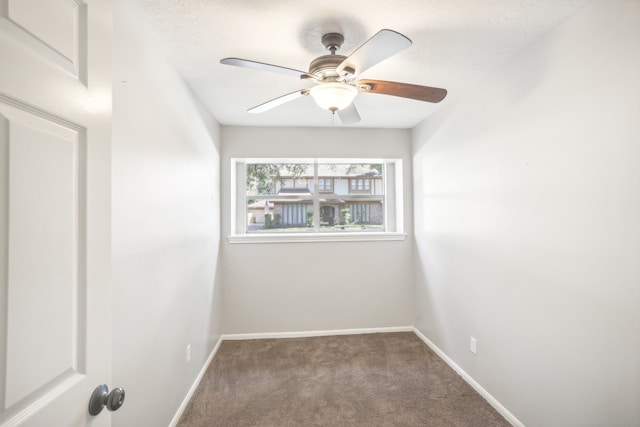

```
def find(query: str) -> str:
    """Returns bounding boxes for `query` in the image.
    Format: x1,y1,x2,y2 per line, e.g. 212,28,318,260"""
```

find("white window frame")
229,158,405,243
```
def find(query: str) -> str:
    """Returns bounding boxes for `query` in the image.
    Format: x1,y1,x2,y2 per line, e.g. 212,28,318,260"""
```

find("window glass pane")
245,163,313,233
242,161,385,234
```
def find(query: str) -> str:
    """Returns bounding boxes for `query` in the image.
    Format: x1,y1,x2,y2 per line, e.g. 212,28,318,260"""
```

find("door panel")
0,0,111,426
0,0,87,79
2,100,86,410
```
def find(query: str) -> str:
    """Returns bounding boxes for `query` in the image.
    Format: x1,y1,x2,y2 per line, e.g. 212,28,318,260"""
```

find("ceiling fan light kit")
221,29,447,124
310,82,358,113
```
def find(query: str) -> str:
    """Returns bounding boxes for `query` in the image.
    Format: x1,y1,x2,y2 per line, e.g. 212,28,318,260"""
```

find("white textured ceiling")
124,0,591,129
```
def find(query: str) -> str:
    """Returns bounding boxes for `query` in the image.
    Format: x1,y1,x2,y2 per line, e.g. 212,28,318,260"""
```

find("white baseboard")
222,325,414,341
168,337,223,427
411,327,525,427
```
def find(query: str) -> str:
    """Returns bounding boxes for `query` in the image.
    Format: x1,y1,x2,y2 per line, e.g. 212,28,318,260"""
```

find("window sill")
227,232,407,244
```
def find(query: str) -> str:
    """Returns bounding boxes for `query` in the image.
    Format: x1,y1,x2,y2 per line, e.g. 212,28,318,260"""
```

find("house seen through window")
230,158,404,242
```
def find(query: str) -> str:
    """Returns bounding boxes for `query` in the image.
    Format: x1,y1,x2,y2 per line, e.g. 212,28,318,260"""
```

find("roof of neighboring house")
251,187,384,205
277,187,312,195
247,200,274,209
269,198,383,204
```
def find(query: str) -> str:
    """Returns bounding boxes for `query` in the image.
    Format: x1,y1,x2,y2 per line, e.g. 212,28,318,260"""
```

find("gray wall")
412,1,640,425
112,1,223,426
221,126,414,334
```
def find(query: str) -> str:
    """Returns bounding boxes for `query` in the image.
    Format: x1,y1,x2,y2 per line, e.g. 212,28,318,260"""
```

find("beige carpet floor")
176,332,511,426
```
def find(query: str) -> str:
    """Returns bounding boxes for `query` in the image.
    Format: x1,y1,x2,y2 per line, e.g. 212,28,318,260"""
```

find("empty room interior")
0,0,639,426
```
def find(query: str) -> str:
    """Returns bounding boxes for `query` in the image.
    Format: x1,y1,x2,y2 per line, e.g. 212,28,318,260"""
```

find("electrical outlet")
186,344,191,363
470,337,477,355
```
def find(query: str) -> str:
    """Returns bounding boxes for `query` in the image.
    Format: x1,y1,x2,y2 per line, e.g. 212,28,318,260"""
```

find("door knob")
88,384,126,416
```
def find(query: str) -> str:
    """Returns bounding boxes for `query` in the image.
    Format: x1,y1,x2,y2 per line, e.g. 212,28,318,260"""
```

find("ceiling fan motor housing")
307,32,357,81
308,55,347,81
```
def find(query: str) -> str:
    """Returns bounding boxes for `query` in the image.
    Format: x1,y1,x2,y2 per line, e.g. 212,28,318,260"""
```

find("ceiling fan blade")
358,79,447,103
248,89,309,113
336,29,412,77
338,103,361,125
221,58,307,78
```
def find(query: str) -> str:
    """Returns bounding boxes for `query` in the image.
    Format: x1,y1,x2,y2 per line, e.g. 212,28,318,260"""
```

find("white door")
0,0,112,426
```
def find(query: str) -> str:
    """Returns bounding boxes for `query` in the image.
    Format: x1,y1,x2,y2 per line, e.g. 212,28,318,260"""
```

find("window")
317,178,333,192
281,203,308,226
350,178,371,192
230,158,404,243
350,203,371,223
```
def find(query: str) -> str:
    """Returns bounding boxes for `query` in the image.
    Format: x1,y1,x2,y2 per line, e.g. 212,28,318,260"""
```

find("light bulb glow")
310,82,357,112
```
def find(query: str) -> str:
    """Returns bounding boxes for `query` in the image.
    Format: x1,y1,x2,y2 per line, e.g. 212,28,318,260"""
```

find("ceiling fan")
220,29,447,124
